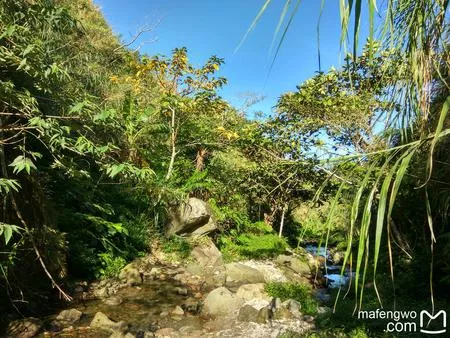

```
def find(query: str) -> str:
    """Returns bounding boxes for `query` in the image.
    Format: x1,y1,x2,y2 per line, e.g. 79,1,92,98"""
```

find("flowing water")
305,244,353,289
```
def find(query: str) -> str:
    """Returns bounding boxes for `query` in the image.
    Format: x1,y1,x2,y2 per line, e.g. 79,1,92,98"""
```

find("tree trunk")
165,107,176,180
278,203,288,238
195,147,208,171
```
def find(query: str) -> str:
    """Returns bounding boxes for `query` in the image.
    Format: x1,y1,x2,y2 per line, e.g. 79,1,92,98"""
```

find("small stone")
181,299,200,314
194,292,202,299
317,306,331,314
159,311,169,317
171,305,184,316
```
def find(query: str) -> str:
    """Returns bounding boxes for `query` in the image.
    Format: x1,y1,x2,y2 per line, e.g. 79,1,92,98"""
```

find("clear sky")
94,0,370,117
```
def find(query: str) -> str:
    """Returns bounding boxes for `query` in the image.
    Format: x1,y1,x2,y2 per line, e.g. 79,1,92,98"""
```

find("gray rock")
202,287,243,316
237,304,267,323
6,317,42,338
190,238,223,268
167,198,217,236
90,312,127,333
103,296,123,306
119,263,142,286
273,306,292,320
181,299,201,314
185,238,225,286
236,283,270,302
53,308,83,327
225,263,265,286
276,255,311,275
282,299,302,318
93,286,109,299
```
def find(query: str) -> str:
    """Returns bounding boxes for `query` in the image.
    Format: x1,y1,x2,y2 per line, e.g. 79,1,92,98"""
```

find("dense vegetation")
0,0,449,336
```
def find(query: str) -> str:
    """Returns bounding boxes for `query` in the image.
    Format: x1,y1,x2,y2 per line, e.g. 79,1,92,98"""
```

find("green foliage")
293,202,349,245
220,232,288,261
0,223,21,245
97,252,127,279
265,282,318,315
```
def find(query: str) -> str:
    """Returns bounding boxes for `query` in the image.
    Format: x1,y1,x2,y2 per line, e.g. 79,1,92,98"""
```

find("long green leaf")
235,0,273,53
352,0,362,58
270,0,292,54
268,0,302,74
422,95,450,186
334,160,378,312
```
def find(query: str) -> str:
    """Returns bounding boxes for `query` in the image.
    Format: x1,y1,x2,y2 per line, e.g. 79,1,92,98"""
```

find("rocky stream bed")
4,238,346,338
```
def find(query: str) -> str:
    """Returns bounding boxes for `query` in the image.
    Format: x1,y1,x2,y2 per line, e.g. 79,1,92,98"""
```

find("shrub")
97,252,127,279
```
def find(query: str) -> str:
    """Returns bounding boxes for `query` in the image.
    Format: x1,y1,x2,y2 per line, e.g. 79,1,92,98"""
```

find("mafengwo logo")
420,310,446,335
357,309,447,334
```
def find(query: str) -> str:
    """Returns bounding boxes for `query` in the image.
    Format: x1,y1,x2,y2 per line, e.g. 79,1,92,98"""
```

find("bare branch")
114,19,161,52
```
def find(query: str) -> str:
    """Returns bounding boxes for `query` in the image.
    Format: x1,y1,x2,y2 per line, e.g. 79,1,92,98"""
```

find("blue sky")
94,0,370,117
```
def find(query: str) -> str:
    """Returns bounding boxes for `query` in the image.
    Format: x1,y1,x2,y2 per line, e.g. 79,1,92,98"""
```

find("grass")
265,282,318,315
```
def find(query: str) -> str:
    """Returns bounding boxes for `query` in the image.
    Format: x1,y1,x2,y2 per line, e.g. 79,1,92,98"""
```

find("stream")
305,244,353,289
20,244,353,337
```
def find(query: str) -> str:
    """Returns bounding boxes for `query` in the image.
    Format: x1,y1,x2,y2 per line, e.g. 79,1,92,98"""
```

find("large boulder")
276,254,311,275
167,198,217,237
185,238,225,286
225,262,265,286
202,287,243,316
